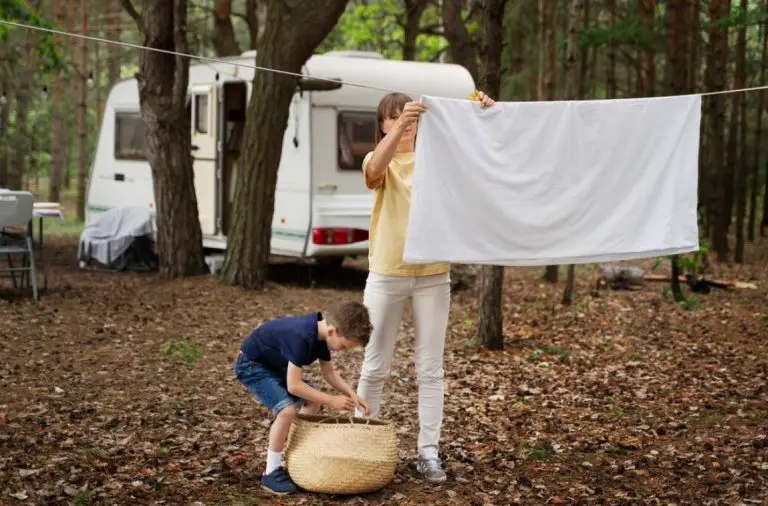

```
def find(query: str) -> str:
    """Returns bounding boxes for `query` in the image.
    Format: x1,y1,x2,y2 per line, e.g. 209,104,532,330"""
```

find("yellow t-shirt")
363,151,450,277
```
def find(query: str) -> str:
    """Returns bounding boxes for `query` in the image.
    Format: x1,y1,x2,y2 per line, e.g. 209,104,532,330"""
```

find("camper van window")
195,94,208,134
114,111,147,160
337,111,376,171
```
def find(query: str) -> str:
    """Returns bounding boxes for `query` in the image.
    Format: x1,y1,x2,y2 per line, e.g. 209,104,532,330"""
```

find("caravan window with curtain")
114,111,147,160
337,111,376,171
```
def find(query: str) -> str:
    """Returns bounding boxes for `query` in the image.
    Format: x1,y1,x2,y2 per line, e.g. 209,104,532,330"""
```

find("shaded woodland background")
0,0,765,257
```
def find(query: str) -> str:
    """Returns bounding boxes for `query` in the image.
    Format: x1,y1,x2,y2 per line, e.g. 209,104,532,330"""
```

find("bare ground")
1,236,767,506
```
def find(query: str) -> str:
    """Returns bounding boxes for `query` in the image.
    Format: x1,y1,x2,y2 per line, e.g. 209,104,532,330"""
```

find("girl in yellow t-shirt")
356,90,495,484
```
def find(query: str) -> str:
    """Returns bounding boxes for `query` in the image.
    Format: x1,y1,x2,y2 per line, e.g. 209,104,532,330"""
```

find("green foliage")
0,0,64,72
163,338,203,364
319,0,447,61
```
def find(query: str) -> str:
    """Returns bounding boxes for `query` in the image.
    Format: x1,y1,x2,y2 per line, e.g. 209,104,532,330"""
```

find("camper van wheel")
317,257,344,270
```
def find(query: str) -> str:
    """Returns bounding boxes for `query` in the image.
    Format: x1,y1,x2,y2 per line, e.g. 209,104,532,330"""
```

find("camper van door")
189,83,218,236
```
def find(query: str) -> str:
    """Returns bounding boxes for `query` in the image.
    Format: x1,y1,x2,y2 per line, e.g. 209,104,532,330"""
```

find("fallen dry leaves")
0,237,766,505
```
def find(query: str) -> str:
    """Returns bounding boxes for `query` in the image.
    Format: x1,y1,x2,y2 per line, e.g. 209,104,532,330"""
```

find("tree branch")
120,0,144,34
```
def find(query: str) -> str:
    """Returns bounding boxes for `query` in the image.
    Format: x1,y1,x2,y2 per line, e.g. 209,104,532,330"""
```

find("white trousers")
356,271,451,460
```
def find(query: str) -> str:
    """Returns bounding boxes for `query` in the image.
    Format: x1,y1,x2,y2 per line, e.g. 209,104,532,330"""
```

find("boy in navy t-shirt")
234,301,373,495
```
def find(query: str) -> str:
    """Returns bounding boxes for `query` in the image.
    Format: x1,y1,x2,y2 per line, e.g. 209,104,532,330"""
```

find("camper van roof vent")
324,50,384,60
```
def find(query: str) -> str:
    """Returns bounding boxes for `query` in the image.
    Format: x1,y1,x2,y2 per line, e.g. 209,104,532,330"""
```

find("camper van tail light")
312,228,369,245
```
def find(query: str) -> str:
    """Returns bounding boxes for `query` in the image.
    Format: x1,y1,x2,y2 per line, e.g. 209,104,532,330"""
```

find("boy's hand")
328,395,356,412
352,394,371,417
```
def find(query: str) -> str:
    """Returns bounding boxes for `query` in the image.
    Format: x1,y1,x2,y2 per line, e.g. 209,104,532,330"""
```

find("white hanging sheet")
403,94,701,266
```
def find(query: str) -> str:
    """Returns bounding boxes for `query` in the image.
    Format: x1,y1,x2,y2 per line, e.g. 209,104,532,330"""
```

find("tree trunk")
129,0,208,278
63,0,76,192
606,0,617,99
540,0,559,283
213,0,241,56
219,0,349,289
95,22,103,128
536,0,547,99
9,22,34,191
763,160,768,236
76,0,88,222
577,0,590,98
561,0,585,306
108,0,122,88
638,0,655,94
10,91,29,192
733,0,748,263
403,0,428,61
477,0,507,351
667,0,689,92
708,0,729,256
0,84,8,188
668,0,693,302
442,0,479,80
749,3,767,241
50,0,63,202
688,0,700,91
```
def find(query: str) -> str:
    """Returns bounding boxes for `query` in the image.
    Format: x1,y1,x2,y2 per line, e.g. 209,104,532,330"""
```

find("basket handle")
317,413,372,425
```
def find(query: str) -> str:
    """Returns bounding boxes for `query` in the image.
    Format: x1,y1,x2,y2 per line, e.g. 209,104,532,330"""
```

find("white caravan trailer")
85,50,475,265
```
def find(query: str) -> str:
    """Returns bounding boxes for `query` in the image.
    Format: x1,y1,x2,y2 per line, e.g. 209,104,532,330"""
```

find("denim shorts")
233,352,312,416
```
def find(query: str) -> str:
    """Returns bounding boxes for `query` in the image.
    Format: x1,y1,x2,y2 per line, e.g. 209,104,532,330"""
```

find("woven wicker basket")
285,414,398,494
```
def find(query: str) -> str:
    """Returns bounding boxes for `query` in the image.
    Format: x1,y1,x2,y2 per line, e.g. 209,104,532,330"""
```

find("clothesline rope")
1,18,767,99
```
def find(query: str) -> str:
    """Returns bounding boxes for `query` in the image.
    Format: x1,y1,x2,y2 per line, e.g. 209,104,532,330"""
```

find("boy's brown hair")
328,301,372,346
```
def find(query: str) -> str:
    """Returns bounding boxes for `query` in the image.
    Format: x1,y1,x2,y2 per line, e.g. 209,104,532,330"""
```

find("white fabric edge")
402,243,700,267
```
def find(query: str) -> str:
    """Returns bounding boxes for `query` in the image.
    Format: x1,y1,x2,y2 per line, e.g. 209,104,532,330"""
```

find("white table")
32,203,65,294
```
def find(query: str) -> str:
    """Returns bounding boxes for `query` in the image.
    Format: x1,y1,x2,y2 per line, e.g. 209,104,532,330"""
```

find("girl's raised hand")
477,90,496,109
396,101,427,128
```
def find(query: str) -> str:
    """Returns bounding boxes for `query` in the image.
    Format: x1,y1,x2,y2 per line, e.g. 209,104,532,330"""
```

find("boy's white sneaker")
417,456,447,483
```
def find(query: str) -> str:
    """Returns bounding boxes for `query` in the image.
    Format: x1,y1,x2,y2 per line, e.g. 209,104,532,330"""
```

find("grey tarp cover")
77,206,157,271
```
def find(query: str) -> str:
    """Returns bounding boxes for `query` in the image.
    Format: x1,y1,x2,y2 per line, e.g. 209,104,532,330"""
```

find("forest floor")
1,234,767,506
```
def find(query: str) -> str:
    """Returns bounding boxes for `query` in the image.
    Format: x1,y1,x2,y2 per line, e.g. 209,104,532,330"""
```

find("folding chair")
0,191,38,299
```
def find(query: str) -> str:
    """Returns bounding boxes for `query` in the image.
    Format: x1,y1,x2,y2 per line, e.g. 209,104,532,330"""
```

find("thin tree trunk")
219,0,348,289
733,0,748,263
77,0,88,222
540,0,559,283
9,20,35,191
561,0,586,306
108,0,122,88
578,0,590,98
477,0,507,350
213,0,241,56
0,83,9,188
125,0,208,278
536,0,547,100
668,0,692,302
638,0,655,96
63,0,76,191
50,0,63,202
10,89,30,192
689,0,700,91
607,0,617,99
95,19,103,127
749,4,767,240
708,0,730,257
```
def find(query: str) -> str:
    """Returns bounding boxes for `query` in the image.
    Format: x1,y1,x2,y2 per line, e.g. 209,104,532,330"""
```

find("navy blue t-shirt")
240,312,331,376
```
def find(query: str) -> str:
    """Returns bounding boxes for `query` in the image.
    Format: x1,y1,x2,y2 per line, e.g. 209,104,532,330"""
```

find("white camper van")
85,50,475,266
